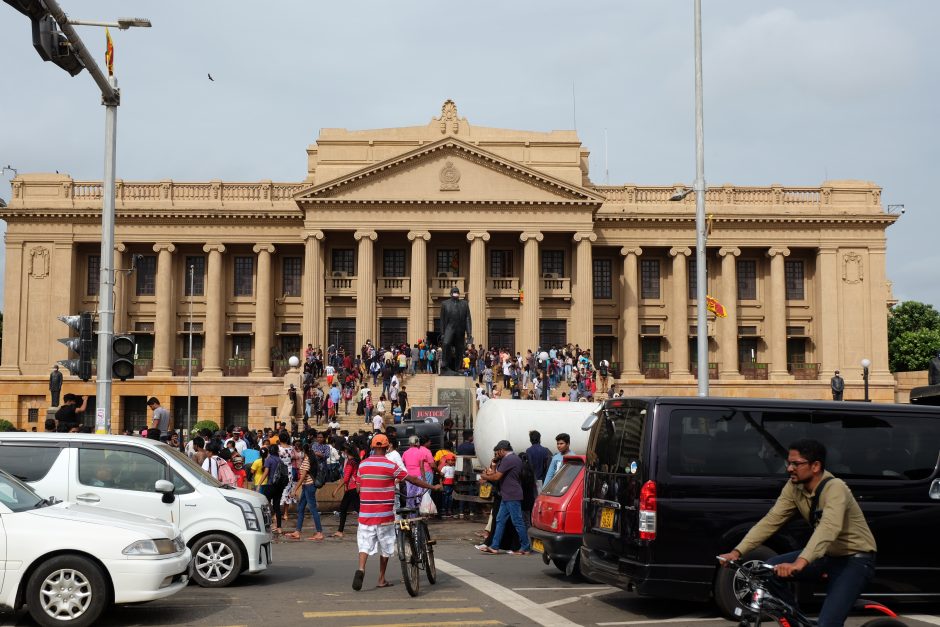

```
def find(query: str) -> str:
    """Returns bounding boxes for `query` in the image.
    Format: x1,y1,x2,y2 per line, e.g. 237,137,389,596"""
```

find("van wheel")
714,545,776,620
191,534,243,588
25,554,108,627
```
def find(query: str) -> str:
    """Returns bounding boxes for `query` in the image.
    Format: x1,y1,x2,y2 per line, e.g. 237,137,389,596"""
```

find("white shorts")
357,523,397,557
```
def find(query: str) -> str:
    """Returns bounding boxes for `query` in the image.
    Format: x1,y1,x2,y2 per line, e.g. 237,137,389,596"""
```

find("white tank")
473,399,601,468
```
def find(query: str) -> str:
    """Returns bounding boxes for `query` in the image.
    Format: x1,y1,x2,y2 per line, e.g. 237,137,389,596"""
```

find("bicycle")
719,557,906,627
391,506,437,597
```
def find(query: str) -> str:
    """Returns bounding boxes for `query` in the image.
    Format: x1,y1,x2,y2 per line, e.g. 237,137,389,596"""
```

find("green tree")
888,301,940,372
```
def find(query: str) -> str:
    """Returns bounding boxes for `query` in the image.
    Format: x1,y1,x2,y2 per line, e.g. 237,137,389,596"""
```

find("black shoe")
352,569,365,591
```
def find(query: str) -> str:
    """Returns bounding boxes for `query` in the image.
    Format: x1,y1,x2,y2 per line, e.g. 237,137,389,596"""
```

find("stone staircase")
331,371,436,434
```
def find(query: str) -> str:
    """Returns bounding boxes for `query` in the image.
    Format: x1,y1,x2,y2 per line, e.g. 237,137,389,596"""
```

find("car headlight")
225,496,261,531
123,537,183,556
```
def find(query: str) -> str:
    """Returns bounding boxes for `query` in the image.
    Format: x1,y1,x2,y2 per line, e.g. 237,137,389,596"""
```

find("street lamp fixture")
860,358,871,402
2,165,18,178
887,204,905,215
669,188,694,202
67,17,152,30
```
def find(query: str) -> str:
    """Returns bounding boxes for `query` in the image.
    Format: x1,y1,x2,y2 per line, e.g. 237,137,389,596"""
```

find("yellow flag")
105,28,114,76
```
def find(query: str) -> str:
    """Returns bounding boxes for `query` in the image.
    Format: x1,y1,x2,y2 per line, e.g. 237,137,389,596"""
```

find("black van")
578,396,940,617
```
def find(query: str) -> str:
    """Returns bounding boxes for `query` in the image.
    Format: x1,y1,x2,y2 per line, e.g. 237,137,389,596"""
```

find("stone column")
867,248,891,379
815,247,840,375
151,243,177,374
354,230,377,353
466,231,489,345
408,231,431,343
113,244,127,334
571,232,596,350
0,242,23,373
519,232,543,352
669,246,692,378
718,247,742,379
200,244,226,376
767,247,791,380
619,247,643,377
302,231,324,350
251,244,276,377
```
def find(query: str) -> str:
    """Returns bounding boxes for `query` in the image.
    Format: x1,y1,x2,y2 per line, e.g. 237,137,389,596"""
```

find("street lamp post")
861,358,871,402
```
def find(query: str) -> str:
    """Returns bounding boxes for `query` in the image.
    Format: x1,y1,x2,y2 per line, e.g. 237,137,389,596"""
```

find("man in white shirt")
372,413,384,433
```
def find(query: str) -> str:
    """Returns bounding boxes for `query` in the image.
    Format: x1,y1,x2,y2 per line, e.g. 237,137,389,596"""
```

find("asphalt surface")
2,517,939,627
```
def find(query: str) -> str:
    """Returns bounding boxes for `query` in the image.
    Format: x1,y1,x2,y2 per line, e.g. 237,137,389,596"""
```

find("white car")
0,434,273,588
0,469,191,627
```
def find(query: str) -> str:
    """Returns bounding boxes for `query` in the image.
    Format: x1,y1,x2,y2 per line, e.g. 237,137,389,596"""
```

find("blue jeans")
768,550,876,627
441,485,454,514
489,499,530,552
295,483,322,533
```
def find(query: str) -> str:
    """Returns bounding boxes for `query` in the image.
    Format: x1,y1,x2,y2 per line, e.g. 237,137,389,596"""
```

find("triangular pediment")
295,138,603,205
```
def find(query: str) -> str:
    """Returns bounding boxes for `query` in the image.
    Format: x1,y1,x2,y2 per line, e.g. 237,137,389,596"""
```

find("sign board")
95,407,106,434
410,406,450,422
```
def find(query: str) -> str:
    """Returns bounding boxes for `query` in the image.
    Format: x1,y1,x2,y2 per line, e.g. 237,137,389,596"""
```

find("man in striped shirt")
353,433,440,591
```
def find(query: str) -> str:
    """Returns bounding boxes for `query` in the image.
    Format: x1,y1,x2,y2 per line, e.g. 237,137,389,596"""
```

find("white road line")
513,586,615,591
905,616,940,626
543,589,617,609
596,616,723,626
436,559,583,627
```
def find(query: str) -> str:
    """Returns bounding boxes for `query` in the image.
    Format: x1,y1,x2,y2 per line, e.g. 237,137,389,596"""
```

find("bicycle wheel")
416,521,437,584
398,527,420,597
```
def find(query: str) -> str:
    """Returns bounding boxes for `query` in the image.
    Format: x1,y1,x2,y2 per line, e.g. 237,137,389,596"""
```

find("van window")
78,448,165,492
542,462,581,497
587,400,648,473
666,407,811,477
0,444,63,482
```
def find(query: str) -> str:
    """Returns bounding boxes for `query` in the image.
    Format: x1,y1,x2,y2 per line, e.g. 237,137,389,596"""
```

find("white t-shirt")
325,365,335,377
441,465,456,481
385,450,406,472
235,439,247,454
202,456,220,479
372,414,384,431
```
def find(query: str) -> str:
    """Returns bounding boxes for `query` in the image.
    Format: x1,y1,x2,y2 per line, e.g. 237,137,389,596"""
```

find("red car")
528,454,586,577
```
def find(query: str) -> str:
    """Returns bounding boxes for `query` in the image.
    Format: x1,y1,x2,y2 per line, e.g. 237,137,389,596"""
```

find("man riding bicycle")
718,439,877,627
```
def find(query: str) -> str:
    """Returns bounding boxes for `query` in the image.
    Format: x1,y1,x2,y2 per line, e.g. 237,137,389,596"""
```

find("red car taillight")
639,480,657,541
550,509,567,531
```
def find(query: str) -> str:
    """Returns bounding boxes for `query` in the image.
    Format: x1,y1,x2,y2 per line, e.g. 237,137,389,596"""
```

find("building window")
640,259,661,299
234,256,254,297
184,256,205,296
688,260,697,300
436,249,459,276
282,257,302,296
490,250,513,278
232,335,252,361
539,319,566,349
593,259,612,299
135,255,156,296
737,259,757,300
383,249,405,277
785,260,805,300
87,255,100,296
541,250,564,277
331,249,355,276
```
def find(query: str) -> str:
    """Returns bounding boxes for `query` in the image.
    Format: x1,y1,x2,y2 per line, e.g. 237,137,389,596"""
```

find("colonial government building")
0,101,897,430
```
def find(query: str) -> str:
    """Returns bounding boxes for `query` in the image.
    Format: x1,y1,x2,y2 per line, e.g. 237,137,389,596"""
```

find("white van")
0,433,273,588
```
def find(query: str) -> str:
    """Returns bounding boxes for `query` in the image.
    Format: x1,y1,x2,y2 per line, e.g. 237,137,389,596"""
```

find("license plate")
531,538,544,553
599,507,615,530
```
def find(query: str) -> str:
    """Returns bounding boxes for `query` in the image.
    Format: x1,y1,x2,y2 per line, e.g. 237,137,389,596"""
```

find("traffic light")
58,312,93,381
3,0,85,76
112,334,135,381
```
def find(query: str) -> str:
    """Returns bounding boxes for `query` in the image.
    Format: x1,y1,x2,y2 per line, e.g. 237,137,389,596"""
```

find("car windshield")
541,462,582,497
156,443,224,488
0,469,46,512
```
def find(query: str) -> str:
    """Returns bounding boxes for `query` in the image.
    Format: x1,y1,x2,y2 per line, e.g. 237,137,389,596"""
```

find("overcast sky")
1,0,938,311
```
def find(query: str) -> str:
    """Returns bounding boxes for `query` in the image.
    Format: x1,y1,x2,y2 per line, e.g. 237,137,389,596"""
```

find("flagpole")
693,0,709,397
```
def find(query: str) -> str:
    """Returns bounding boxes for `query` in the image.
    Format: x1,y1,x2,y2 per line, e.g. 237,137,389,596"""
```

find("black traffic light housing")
3,0,85,76
112,334,135,381
58,312,93,381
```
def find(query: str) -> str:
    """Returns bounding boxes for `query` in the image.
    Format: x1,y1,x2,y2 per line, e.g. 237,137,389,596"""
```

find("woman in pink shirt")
401,434,435,511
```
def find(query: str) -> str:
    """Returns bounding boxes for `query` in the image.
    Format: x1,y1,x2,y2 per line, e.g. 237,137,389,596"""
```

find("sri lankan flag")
706,295,727,318
105,28,114,76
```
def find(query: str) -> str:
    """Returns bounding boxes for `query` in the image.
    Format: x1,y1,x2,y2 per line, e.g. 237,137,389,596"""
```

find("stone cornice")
594,214,897,226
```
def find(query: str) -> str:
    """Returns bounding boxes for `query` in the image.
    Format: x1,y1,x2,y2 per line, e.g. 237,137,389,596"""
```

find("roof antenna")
605,128,609,185
572,81,577,131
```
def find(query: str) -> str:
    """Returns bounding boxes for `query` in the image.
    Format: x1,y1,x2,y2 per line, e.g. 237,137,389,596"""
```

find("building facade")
0,101,898,430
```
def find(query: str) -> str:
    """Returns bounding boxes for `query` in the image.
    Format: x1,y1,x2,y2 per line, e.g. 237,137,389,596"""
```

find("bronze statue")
439,286,472,375
929,352,940,386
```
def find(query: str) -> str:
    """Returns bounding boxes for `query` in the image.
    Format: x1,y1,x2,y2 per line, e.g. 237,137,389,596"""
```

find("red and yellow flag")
706,295,727,318
105,28,114,76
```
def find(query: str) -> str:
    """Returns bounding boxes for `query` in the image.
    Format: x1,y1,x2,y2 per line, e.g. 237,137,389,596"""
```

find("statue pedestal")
433,376,476,434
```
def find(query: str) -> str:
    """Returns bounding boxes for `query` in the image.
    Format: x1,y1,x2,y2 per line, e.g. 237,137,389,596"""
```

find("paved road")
2,518,938,626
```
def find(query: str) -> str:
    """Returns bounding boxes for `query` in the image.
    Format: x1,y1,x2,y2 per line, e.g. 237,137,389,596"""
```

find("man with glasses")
718,439,877,627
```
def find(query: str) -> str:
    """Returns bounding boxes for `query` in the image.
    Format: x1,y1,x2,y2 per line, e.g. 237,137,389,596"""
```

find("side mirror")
581,411,599,431
155,479,176,504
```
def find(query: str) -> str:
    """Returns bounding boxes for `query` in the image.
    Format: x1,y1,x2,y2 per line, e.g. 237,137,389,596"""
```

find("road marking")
346,622,503,627
436,559,582,627
543,588,617,609
513,586,614,591
303,607,483,619
597,616,722,626
905,616,940,626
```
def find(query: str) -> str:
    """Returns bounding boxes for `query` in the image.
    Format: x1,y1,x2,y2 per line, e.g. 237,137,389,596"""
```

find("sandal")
307,533,325,542
283,531,301,540
480,547,501,554
331,532,344,538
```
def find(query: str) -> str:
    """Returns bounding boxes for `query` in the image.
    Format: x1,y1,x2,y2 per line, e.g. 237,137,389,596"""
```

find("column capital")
304,230,325,241
466,231,490,242
152,243,176,253
573,231,597,243
620,246,643,257
767,247,791,258
669,246,692,257
203,243,226,254
519,231,543,243
355,230,378,242
114,242,127,253
252,243,276,255
407,230,431,242
718,246,741,258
